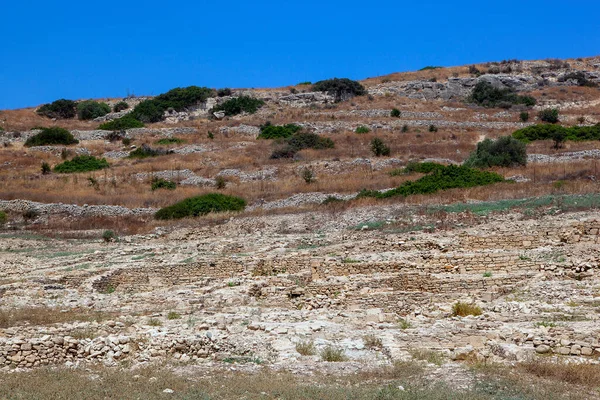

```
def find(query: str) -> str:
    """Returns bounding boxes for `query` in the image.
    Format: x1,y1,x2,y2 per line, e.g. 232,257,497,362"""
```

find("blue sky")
1,0,599,109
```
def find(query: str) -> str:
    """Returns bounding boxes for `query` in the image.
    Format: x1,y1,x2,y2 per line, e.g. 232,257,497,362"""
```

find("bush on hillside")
312,78,366,102
463,136,527,168
99,114,145,130
390,108,401,117
151,178,177,191
36,99,77,119
217,88,232,97
155,193,246,220
403,161,446,174
270,132,334,159
128,86,214,123
155,137,184,145
468,81,536,108
355,126,370,134
130,100,166,123
370,137,390,157
113,101,129,112
0,210,7,225
558,71,598,88
54,155,109,173
24,127,79,147
512,124,600,142
257,122,302,139
128,144,172,159
211,96,265,116
358,164,504,199
519,112,529,122
538,108,559,123
77,101,111,120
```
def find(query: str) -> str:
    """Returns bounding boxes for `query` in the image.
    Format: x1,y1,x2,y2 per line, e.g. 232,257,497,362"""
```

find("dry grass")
0,360,597,400
519,360,600,388
0,307,117,328
452,302,483,317
363,334,383,349
295,340,316,356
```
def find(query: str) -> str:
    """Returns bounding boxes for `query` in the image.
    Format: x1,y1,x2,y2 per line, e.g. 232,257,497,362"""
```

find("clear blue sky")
1,0,599,109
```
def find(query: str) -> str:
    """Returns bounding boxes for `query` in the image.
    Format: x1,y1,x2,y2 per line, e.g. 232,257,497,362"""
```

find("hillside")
1,56,600,399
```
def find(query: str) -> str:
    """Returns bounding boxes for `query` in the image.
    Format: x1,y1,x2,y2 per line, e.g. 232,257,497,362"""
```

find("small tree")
463,136,527,168
519,112,529,122
301,167,315,184
41,162,51,175
312,78,366,102
552,129,567,150
538,108,559,123
390,108,401,118
77,101,111,120
113,101,129,112
102,230,117,243
371,138,391,157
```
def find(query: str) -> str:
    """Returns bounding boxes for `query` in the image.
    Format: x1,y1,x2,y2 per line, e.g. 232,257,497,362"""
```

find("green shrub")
129,86,213,123
77,101,111,120
41,162,51,175
428,124,438,132
401,125,409,133
419,66,442,71
122,137,132,146
519,111,530,122
258,122,302,139
113,101,129,112
151,178,176,191
390,108,401,118
463,136,527,168
297,81,312,86
155,193,246,220
288,131,334,150
155,137,184,145
468,81,536,108
0,211,7,225
36,99,77,119
358,164,504,199
538,108,559,123
128,144,171,159
270,132,334,159
212,96,265,116
54,156,110,173
403,161,445,174
312,78,366,102
512,123,600,142
24,127,78,147
558,71,598,87
355,126,370,134
102,230,117,243
370,138,390,157
130,99,166,123
99,114,144,130
217,88,232,97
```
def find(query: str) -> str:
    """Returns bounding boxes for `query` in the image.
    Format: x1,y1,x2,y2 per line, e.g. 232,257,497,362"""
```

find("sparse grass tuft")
452,301,482,317
320,345,347,362
167,311,181,320
295,340,316,356
409,349,445,365
363,335,383,349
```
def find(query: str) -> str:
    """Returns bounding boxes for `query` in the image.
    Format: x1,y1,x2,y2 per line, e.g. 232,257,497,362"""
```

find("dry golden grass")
0,307,118,328
518,360,600,388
